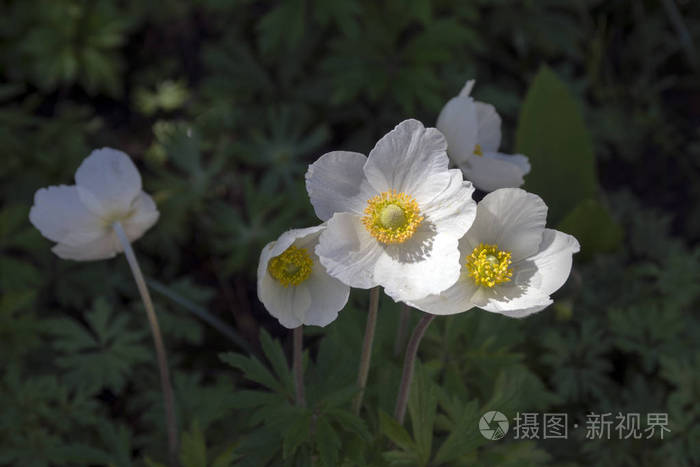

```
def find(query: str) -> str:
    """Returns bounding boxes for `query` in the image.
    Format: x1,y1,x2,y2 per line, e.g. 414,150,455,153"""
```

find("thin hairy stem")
353,286,380,415
113,222,178,465
394,313,435,424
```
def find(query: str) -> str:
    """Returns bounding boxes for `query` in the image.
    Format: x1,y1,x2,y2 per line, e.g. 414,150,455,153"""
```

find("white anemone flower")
258,225,350,328
437,80,531,192
29,147,175,453
407,188,579,318
29,148,159,261
305,119,476,302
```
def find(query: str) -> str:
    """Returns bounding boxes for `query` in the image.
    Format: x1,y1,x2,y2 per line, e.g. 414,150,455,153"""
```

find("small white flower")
305,119,476,302
257,225,350,328
437,80,531,192
29,148,159,261
407,188,579,318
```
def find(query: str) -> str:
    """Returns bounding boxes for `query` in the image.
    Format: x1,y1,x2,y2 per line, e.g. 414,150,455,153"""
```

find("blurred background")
1,0,698,466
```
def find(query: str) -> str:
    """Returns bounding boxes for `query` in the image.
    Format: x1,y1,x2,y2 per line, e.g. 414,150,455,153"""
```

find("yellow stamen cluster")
361,190,423,244
473,144,484,156
268,245,313,287
466,243,513,287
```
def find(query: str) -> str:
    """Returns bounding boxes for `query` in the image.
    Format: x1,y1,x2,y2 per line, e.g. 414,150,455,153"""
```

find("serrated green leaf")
407,363,436,465
378,410,417,454
282,412,311,459
259,329,294,394
433,399,483,465
48,298,150,393
327,408,371,441
219,352,286,395
315,417,341,467
180,421,207,467
229,389,283,410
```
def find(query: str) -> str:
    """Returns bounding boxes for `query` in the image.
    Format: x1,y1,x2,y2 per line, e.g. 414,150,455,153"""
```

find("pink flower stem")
353,286,380,415
113,222,178,465
394,313,435,424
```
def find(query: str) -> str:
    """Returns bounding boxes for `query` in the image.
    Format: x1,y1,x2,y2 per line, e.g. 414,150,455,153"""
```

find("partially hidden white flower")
29,148,159,261
407,188,579,318
257,225,350,328
437,80,531,192
305,119,477,302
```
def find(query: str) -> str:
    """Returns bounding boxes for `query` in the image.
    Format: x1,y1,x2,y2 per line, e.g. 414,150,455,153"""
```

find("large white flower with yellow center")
257,225,350,328
305,119,477,302
407,188,580,317
437,80,531,192
29,148,159,261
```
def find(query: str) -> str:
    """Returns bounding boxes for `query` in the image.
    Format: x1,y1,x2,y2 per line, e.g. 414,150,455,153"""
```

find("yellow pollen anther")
466,243,513,287
361,190,423,244
473,144,483,156
268,245,313,287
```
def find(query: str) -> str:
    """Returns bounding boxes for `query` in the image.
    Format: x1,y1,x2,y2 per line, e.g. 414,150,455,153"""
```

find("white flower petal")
75,148,142,217
363,119,451,204
436,97,479,167
289,283,313,326
303,267,350,327
475,101,502,152
422,169,476,238
123,192,160,241
257,224,348,328
477,282,552,318
257,242,310,328
269,225,326,260
374,223,462,302
465,188,547,261
461,152,529,192
316,212,383,289
516,229,580,296
52,233,121,261
29,185,105,246
498,153,531,175
258,269,311,329
457,80,476,98
257,226,324,281
305,151,376,220
406,275,480,315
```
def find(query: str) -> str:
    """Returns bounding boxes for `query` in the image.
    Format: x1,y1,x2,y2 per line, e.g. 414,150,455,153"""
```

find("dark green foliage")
1,0,699,465
516,66,599,224
48,298,152,394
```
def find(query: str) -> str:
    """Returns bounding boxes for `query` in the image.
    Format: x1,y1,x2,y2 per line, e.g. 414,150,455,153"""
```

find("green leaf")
282,412,311,459
327,408,371,441
516,65,597,224
378,411,417,455
48,298,150,394
219,352,287,395
407,363,437,465
557,198,623,259
180,421,207,467
229,389,283,410
144,459,167,467
315,417,341,467
257,0,306,55
211,444,238,467
433,398,483,465
259,329,294,394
